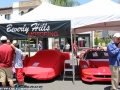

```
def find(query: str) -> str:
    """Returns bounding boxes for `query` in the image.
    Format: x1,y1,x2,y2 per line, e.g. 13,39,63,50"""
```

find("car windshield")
85,51,108,59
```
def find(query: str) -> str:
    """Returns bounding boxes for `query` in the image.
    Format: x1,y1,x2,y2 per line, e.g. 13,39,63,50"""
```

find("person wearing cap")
0,36,14,87
107,33,120,90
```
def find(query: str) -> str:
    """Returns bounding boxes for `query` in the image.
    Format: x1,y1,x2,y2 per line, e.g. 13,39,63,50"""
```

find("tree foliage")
105,38,111,45
49,0,80,7
99,38,111,46
94,37,99,45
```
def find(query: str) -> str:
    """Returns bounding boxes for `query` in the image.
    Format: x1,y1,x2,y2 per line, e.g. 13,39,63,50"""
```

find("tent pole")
28,38,30,57
74,29,76,42
92,31,94,47
71,29,75,85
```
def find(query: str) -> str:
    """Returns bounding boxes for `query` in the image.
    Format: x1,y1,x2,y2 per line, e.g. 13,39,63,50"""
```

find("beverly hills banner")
0,21,70,39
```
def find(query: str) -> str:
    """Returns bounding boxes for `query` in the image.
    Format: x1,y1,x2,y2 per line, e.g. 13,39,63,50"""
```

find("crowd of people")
0,36,25,88
53,41,78,56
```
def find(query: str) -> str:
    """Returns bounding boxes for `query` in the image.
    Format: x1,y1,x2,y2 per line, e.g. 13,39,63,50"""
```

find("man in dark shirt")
60,43,64,52
0,36,14,87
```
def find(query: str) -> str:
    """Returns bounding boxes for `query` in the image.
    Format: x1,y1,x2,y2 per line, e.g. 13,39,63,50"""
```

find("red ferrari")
79,49,111,82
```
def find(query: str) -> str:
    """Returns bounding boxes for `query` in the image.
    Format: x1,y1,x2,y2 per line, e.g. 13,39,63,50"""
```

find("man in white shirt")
65,42,70,52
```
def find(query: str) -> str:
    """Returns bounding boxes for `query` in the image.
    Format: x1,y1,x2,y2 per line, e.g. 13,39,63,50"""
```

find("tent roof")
71,0,120,33
74,0,120,16
1,0,120,33
0,18,8,23
3,1,73,23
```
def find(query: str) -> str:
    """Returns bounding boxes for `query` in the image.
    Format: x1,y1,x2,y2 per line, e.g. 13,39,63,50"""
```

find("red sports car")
79,49,111,82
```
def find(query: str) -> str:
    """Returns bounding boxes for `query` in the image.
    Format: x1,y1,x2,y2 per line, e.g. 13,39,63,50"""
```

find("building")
0,0,93,51
0,0,41,19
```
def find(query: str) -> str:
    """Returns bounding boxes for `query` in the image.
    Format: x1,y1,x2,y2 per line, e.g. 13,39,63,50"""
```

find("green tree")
105,38,111,45
94,37,99,45
49,0,80,7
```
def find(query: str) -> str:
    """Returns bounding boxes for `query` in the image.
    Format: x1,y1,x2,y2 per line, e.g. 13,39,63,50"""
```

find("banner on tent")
0,21,70,38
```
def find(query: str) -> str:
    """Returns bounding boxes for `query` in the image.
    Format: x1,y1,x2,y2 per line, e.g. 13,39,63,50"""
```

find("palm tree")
49,0,80,7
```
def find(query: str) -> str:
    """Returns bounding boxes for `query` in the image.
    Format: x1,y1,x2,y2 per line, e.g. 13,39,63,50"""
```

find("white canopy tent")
1,2,73,23
1,0,120,33
0,18,8,23
71,0,120,33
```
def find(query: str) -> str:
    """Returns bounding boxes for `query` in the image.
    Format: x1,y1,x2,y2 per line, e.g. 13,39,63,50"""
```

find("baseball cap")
113,33,120,38
0,36,7,41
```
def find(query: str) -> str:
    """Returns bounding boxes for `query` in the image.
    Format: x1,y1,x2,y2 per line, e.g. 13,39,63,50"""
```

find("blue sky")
0,0,119,7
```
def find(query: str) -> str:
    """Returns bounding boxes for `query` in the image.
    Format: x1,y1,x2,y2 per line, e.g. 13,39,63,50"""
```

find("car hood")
82,67,111,75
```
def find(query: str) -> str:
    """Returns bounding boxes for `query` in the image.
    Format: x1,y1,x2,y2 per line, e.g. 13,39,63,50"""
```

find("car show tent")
1,0,120,33
1,0,120,84
71,0,120,33
1,0,120,36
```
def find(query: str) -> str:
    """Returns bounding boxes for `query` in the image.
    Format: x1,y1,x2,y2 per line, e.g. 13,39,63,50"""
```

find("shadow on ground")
104,86,111,90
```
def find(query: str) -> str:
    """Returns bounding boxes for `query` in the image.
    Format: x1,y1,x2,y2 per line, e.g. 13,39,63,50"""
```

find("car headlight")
82,65,88,69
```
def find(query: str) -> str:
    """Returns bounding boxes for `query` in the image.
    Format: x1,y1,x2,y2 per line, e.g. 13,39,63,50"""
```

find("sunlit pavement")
24,78,112,90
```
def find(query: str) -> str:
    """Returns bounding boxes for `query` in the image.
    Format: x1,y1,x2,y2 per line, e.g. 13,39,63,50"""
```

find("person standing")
65,42,70,52
38,40,42,51
73,41,78,56
11,41,25,87
53,41,58,50
0,36,14,87
107,33,120,90
60,43,64,52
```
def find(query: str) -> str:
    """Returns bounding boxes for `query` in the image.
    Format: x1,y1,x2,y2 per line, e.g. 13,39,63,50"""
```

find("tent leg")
74,29,76,42
92,31,94,47
28,38,30,57
71,29,75,85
